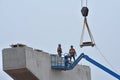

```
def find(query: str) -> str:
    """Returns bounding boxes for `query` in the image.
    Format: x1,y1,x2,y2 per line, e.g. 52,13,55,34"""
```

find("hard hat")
58,44,61,47
71,45,73,48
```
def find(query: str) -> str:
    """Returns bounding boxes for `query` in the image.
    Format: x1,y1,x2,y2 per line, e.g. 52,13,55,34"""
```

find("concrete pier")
2,44,91,80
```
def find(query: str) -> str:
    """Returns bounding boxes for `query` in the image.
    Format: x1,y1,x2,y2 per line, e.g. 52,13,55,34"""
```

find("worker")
69,45,76,61
57,44,62,57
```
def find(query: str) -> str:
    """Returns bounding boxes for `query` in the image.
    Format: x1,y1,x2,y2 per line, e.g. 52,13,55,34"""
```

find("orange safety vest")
57,48,62,53
69,49,75,55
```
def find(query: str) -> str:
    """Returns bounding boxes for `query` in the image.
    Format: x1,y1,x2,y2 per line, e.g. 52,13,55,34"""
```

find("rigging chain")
80,17,95,45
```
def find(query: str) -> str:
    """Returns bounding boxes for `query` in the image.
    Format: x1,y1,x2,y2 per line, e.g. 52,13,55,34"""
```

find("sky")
0,0,120,80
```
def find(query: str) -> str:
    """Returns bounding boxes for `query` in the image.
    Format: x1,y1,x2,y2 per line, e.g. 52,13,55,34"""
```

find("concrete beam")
2,44,91,80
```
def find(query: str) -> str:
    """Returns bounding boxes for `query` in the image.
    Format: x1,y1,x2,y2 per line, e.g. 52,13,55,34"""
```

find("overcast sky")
0,0,120,80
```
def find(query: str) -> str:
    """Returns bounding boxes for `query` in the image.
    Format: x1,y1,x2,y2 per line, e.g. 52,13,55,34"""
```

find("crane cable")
80,18,118,73
80,0,119,74
81,0,88,7
95,45,120,74
80,6,95,47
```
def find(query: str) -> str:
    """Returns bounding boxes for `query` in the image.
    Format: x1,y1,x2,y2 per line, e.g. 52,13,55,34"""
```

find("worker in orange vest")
57,44,62,57
69,45,76,61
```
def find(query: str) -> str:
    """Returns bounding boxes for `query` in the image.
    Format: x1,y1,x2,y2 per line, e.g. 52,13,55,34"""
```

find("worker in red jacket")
57,44,62,57
69,45,76,61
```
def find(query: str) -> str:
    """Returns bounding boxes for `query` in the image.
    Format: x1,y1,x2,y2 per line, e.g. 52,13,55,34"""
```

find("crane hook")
81,7,89,17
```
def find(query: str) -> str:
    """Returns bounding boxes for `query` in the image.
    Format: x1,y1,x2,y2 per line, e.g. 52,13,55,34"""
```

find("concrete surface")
2,44,91,80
